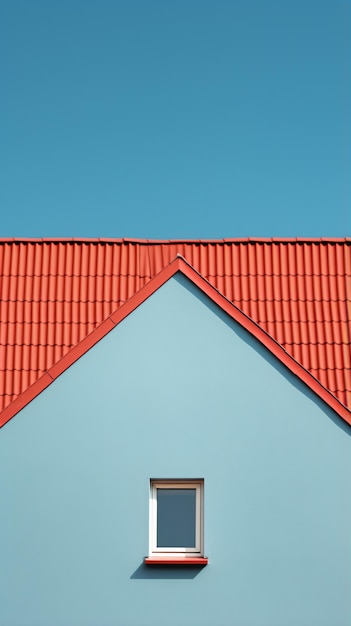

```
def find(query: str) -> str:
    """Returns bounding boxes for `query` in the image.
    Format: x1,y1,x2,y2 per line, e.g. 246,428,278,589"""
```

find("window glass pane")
157,488,196,547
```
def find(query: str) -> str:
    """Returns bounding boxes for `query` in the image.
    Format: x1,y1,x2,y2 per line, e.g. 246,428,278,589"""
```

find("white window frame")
149,479,204,558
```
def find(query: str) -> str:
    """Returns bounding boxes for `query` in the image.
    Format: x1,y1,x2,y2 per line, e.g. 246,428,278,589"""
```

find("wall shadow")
130,562,205,580
173,274,351,438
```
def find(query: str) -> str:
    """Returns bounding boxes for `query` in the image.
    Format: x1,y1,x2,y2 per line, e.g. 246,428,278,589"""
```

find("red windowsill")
144,557,208,566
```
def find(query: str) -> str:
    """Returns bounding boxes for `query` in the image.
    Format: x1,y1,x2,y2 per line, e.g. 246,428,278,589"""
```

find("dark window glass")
157,488,196,547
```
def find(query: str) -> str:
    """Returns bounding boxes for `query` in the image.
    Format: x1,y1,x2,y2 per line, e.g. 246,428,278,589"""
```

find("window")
145,480,207,565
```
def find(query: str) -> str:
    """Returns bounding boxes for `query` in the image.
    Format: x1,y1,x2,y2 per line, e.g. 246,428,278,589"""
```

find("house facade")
0,239,350,626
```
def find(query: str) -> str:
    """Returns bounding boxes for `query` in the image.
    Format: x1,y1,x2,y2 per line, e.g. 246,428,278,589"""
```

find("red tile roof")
0,238,350,421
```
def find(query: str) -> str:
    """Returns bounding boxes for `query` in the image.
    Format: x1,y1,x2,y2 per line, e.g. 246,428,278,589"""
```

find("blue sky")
1,0,350,238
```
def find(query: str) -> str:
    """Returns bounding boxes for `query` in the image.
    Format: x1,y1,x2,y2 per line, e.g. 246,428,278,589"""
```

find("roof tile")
0,239,350,413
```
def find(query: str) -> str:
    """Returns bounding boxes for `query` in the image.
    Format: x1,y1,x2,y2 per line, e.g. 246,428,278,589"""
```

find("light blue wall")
1,273,350,626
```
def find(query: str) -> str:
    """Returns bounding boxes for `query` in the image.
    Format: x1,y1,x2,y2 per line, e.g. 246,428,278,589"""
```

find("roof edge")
1,256,350,428
0,237,350,244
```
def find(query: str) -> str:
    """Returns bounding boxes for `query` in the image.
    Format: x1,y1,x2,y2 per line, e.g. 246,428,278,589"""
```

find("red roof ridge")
1,256,350,429
0,237,350,244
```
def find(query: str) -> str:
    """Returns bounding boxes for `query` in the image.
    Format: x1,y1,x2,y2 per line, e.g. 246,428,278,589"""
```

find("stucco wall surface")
1,273,350,626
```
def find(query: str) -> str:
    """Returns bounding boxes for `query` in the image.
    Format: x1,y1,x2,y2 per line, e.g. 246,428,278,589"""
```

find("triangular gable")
1,255,350,428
